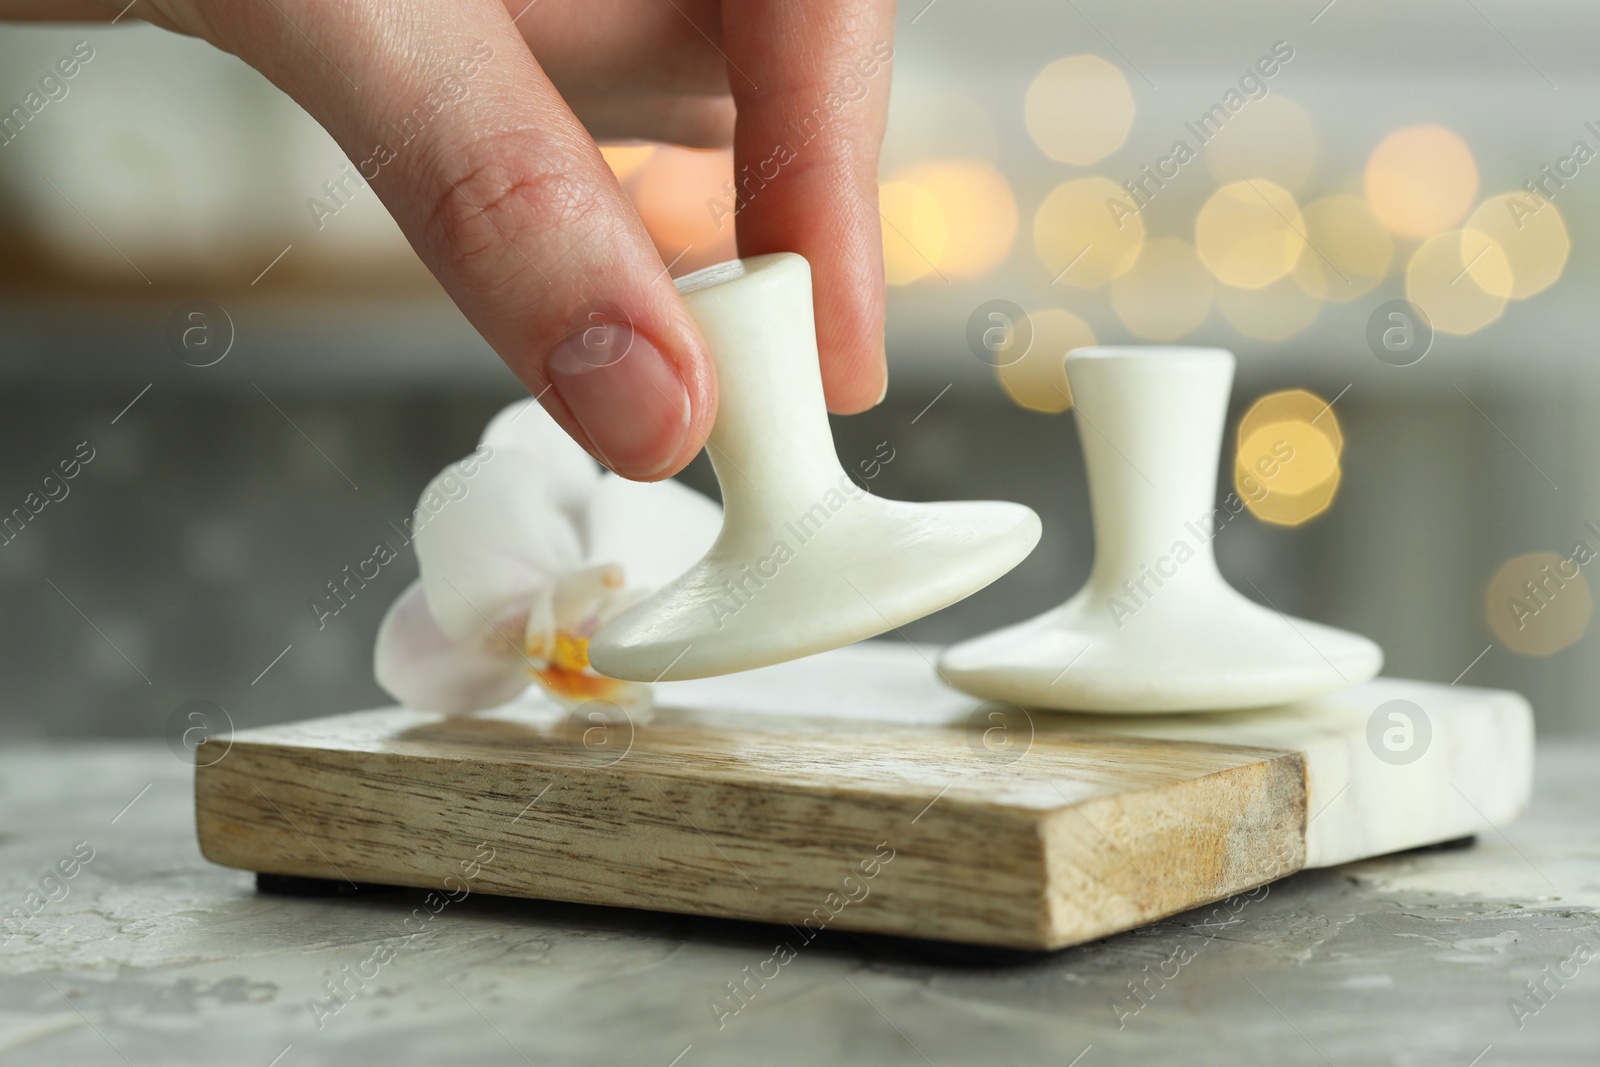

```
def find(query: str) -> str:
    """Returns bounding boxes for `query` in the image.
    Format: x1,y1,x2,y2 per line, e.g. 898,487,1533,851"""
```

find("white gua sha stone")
938,345,1383,713
588,253,1041,682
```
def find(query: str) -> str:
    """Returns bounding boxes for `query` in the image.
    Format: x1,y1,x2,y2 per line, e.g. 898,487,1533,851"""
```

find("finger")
186,0,715,480
719,0,895,413
567,93,734,148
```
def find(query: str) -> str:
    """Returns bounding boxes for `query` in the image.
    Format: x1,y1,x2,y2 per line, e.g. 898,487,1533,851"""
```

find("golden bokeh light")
1216,276,1322,341
1238,421,1339,495
1195,179,1306,289
898,161,1017,280
599,144,656,184
1024,55,1136,165
1233,390,1343,527
1238,464,1341,526
629,147,737,274
1365,124,1479,238
1405,230,1510,335
1462,193,1570,300
1033,177,1145,288
1458,227,1518,298
1486,551,1593,656
1111,237,1213,341
1206,95,1318,191
996,308,1095,413
1290,195,1394,302
879,180,948,285
1238,388,1343,454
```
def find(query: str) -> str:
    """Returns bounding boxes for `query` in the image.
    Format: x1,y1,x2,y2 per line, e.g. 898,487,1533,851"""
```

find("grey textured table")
1,742,1596,1066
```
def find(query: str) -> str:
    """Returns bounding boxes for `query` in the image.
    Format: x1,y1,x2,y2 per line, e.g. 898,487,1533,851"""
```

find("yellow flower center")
526,628,625,703
550,631,591,673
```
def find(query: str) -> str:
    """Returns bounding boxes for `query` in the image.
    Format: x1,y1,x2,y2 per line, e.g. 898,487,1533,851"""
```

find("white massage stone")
938,345,1382,713
588,253,1041,681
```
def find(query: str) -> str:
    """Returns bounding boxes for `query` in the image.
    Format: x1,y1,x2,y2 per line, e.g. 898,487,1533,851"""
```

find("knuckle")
420,139,596,304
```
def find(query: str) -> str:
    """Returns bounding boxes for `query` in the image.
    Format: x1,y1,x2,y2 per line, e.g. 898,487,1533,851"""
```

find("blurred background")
1,0,1596,740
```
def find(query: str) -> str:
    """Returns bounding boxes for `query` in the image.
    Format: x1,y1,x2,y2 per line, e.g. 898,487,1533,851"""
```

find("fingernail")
547,321,691,478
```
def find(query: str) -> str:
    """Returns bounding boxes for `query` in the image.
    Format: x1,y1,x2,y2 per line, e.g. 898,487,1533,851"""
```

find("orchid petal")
374,579,531,715
413,448,584,640
480,399,601,532
585,473,722,589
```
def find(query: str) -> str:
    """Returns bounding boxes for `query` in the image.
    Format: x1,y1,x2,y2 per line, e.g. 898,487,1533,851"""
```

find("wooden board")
194,643,1533,950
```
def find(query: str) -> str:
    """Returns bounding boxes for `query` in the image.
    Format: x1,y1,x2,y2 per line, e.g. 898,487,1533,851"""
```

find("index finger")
719,0,897,414
182,0,718,480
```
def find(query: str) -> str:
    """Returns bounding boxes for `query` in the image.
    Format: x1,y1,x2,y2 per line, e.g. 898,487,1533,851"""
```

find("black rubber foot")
255,872,399,897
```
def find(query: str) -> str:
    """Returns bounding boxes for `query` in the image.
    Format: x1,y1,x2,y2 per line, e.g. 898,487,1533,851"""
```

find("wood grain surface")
195,702,1306,949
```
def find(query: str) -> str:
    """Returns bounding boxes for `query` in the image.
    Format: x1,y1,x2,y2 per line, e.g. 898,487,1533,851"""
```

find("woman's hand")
13,0,896,478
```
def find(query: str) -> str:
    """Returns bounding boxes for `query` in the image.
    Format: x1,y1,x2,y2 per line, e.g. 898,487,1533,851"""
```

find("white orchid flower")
374,399,722,715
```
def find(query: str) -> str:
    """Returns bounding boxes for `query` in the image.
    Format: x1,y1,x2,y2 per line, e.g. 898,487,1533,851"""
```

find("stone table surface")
1,741,1597,1067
